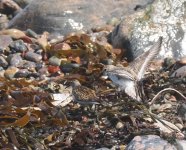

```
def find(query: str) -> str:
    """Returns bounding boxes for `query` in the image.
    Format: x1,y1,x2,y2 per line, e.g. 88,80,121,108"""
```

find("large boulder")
110,0,186,60
8,0,154,35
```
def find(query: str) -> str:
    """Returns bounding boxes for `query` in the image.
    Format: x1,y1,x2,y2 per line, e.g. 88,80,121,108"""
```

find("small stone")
100,59,114,65
25,51,42,62
14,69,30,78
38,67,49,76
21,60,36,71
9,39,28,52
0,14,8,30
25,29,38,38
49,56,62,66
178,104,186,121
0,35,13,52
60,63,80,73
8,53,23,67
115,121,124,129
0,55,8,68
4,66,19,79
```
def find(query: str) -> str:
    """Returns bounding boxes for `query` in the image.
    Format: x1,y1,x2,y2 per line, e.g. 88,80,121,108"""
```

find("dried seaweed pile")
0,29,185,149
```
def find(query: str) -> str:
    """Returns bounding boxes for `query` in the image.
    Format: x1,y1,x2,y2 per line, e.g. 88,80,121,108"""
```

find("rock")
178,104,186,121
4,66,19,79
7,53,23,67
48,56,61,66
25,51,42,62
0,55,8,68
115,121,124,129
60,63,80,73
176,140,186,150
8,0,154,35
14,69,30,78
110,0,186,60
0,14,9,29
0,35,13,52
0,0,22,16
126,135,176,150
9,39,28,52
21,60,36,71
25,28,38,38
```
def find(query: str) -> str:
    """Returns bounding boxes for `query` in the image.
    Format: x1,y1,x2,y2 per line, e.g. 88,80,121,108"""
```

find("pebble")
100,59,113,65
25,29,38,38
49,56,62,66
126,135,176,150
21,60,36,71
4,66,19,79
25,51,42,62
0,14,8,30
14,69,30,78
115,121,124,129
8,53,23,67
9,40,28,52
38,67,49,76
0,35,13,52
178,104,186,121
60,63,80,73
0,55,8,68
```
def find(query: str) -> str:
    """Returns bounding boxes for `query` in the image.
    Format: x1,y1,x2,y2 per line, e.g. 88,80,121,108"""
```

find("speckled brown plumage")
71,80,99,105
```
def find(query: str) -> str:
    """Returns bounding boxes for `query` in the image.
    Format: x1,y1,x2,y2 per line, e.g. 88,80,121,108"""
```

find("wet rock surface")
126,135,177,150
8,0,154,35
110,0,186,60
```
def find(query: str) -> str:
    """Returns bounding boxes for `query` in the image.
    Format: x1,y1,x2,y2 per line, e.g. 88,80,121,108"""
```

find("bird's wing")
129,37,163,81
107,68,136,81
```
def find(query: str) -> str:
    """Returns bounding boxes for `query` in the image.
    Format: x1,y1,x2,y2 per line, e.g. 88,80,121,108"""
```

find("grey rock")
8,0,154,35
49,56,61,66
25,28,38,38
14,69,30,78
0,14,9,30
21,60,36,71
126,135,177,150
9,39,28,52
8,53,23,67
178,104,186,121
0,55,8,68
60,63,80,73
110,0,186,60
176,140,186,150
0,35,13,52
100,59,114,65
25,51,42,62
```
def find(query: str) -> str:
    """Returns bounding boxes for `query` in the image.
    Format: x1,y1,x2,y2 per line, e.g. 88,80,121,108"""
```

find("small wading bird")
103,37,163,101
71,79,100,105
